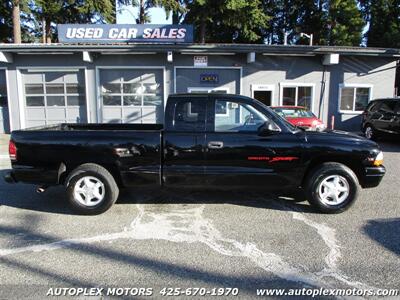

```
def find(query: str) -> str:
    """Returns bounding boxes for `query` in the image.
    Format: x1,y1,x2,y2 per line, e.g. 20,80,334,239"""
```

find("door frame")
251,84,275,106
0,67,11,132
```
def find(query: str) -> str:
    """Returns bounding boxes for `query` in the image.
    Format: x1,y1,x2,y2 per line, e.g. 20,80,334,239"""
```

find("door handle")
208,141,224,149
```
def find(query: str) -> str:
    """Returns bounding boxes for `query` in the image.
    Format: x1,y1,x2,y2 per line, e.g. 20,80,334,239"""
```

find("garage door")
99,69,163,124
0,70,10,133
22,70,87,128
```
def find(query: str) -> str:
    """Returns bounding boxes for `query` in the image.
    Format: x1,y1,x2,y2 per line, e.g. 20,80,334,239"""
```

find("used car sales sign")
57,24,193,43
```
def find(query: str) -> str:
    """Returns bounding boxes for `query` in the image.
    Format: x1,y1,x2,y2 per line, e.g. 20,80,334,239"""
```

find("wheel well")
302,156,364,187
59,162,123,187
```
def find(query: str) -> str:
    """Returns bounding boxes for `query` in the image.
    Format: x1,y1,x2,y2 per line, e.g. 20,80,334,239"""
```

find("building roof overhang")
0,43,400,58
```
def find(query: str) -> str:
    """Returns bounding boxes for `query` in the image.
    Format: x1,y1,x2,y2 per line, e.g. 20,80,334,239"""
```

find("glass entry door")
0,70,9,133
253,90,272,106
251,84,274,107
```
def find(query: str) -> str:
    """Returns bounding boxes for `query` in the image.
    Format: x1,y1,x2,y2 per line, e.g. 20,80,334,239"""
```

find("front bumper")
362,165,386,188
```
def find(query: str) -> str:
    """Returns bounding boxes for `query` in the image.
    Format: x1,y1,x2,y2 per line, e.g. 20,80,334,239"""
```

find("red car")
270,106,326,131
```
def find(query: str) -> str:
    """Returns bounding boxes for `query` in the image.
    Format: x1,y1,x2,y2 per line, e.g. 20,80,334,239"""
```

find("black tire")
65,163,119,215
305,162,359,213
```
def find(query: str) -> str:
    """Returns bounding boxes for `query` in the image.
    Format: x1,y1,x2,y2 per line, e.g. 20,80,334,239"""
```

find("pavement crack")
291,211,376,291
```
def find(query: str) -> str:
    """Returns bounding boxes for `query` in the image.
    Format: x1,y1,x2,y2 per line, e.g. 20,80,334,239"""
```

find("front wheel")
65,163,119,215
305,162,359,213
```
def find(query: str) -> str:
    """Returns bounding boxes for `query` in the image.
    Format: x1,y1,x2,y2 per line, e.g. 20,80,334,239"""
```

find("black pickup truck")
5,93,385,214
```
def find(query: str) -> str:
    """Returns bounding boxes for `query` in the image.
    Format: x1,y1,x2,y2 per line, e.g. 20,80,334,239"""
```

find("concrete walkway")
0,134,9,155
0,134,10,168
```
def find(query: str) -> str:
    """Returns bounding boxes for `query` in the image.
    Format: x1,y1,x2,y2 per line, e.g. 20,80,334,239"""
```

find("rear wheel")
65,163,119,215
305,162,359,213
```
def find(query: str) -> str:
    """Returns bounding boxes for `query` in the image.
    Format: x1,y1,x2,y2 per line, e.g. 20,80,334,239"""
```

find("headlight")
315,123,326,131
373,151,384,166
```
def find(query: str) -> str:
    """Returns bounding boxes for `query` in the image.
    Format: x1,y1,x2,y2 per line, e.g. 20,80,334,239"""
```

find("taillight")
9,140,17,161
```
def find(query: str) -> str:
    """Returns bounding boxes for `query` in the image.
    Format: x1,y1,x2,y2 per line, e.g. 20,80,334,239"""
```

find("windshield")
272,107,315,118
269,110,299,131
244,97,301,132
263,106,300,132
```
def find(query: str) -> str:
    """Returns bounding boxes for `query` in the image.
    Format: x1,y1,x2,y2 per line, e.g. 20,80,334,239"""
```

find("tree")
262,0,305,45
0,0,31,42
360,0,400,48
170,0,187,24
327,0,365,46
30,0,116,43
184,0,269,43
0,0,13,42
295,0,328,45
120,0,185,24
269,0,365,46
12,0,21,43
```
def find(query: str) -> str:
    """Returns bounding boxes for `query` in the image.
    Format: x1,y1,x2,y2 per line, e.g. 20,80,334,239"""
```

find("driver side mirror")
258,121,281,136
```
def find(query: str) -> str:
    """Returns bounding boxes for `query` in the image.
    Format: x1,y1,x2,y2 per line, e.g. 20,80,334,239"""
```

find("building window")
24,72,85,108
339,85,372,112
281,84,313,110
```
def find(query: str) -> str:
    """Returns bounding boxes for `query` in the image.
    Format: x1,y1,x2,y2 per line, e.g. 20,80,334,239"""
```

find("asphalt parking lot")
0,134,399,299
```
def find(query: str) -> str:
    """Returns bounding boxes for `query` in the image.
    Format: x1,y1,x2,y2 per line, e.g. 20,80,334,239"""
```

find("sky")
116,4,172,24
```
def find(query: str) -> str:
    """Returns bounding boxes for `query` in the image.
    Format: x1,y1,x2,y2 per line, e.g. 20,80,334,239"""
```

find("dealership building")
0,33,399,133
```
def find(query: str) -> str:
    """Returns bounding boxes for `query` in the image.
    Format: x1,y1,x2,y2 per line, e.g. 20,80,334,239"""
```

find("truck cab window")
171,98,206,131
215,99,271,132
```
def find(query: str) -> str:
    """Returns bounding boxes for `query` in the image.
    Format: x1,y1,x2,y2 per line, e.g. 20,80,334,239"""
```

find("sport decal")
247,156,299,163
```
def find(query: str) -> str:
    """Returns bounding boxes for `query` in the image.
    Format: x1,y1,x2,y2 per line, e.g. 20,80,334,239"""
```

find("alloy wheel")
73,176,105,206
317,175,350,205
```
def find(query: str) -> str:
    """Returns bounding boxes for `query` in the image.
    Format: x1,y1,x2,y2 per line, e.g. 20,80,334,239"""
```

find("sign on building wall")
57,24,193,43
194,56,208,67
200,74,219,83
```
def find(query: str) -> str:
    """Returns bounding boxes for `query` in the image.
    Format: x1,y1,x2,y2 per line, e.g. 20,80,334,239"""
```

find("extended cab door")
163,95,209,186
204,95,304,189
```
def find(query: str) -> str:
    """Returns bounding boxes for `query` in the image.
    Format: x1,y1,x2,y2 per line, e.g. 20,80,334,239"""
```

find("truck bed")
10,123,163,187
